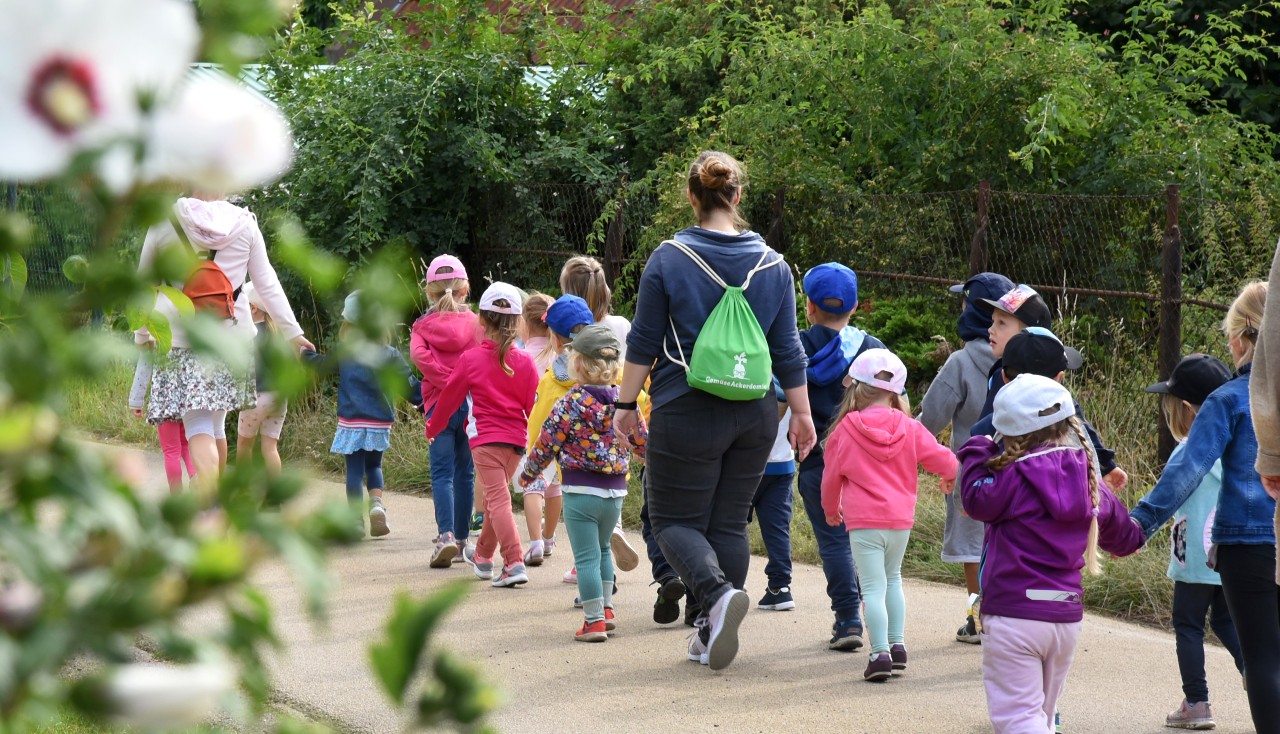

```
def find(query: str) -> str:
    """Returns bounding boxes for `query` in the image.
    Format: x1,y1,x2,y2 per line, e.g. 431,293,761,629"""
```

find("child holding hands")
519,324,647,641
821,349,958,681
960,374,1144,733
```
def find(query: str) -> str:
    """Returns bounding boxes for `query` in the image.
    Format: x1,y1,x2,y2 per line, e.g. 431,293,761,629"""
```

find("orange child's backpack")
172,217,240,321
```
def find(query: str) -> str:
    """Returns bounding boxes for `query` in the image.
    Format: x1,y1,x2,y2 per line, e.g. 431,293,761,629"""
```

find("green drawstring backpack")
662,240,785,401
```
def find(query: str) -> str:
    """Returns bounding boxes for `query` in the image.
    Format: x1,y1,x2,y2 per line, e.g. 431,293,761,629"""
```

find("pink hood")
173,198,255,251
410,309,482,413
820,406,958,530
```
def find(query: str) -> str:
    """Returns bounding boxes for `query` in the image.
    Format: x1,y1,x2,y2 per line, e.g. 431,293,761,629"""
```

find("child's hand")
1262,475,1280,501
130,408,143,419
825,513,842,527
939,475,954,495
1103,467,1128,492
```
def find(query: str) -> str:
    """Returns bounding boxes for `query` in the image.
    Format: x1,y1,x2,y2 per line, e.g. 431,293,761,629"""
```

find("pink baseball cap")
845,348,908,394
426,255,467,282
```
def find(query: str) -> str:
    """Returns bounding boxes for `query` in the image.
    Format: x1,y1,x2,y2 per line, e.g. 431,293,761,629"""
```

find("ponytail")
1069,416,1102,576
426,277,469,314
559,256,611,322
480,308,520,376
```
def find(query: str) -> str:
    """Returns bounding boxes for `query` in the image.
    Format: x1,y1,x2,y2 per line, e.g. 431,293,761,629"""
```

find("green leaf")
63,255,89,284
3,253,27,298
146,311,172,355
157,285,195,319
369,584,469,705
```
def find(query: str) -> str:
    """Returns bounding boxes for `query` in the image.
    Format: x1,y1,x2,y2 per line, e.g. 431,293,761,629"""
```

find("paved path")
108,443,1254,734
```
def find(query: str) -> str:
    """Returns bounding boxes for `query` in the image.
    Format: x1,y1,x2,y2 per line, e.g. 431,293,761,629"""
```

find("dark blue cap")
949,272,1015,305
803,263,859,314
545,294,594,339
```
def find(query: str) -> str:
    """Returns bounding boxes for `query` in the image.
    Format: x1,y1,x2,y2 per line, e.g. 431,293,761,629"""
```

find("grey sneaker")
429,532,458,568
492,563,528,588
368,500,390,537
523,539,544,567
687,627,709,665
1166,700,1215,730
706,589,749,671
462,544,493,580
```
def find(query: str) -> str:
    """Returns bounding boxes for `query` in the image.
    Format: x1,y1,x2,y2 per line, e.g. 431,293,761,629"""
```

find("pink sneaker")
562,566,577,584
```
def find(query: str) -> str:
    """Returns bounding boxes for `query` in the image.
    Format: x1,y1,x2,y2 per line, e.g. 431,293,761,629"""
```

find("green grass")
67,359,1177,627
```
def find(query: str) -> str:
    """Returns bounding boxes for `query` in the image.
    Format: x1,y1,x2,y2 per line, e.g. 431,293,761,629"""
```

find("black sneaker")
757,586,796,611
830,618,864,651
653,577,685,625
863,652,893,682
956,614,982,644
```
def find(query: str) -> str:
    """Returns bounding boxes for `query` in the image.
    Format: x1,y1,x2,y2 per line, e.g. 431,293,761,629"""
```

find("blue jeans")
797,466,862,623
751,471,794,588
426,402,474,539
344,450,383,502
1171,581,1244,703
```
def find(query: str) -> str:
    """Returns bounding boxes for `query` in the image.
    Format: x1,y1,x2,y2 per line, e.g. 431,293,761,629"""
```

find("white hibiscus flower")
0,0,199,180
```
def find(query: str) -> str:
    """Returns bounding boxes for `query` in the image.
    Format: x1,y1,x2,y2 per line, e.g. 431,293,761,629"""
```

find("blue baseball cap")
949,272,1015,305
545,294,594,339
803,263,858,314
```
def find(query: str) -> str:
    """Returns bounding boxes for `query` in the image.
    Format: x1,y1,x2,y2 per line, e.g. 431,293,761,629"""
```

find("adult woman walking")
614,152,815,671
135,193,313,490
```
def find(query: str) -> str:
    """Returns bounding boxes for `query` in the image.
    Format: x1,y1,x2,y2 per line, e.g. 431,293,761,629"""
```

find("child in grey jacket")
918,272,1013,644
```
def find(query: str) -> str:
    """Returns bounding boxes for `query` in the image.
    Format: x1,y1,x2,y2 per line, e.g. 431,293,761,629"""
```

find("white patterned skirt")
146,347,256,425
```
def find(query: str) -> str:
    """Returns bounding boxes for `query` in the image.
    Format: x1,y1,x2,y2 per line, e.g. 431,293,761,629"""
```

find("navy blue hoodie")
799,324,885,472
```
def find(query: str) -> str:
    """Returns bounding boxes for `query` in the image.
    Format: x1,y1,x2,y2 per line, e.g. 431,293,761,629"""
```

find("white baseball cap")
993,373,1075,437
241,281,266,311
478,282,523,315
845,348,907,394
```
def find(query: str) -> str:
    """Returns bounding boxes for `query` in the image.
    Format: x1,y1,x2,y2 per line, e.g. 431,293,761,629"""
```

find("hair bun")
700,158,733,190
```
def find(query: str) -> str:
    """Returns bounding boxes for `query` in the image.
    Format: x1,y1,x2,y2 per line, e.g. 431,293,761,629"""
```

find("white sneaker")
562,567,578,584
687,628,709,665
611,528,639,572
368,502,390,537
523,539,544,567
706,589,749,671
543,535,556,557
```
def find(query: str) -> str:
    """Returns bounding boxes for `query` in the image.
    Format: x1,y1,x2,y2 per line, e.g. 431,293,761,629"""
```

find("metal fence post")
765,187,787,253
603,180,626,285
968,180,991,277
1158,184,1182,465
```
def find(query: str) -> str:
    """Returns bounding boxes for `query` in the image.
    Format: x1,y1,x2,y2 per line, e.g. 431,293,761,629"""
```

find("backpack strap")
658,239,786,371
171,216,244,306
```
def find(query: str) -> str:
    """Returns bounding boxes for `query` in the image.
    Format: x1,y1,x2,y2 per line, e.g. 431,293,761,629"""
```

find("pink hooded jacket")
821,405,959,530
409,309,482,415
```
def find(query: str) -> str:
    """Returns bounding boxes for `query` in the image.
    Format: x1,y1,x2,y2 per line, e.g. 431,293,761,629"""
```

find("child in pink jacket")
821,348,958,682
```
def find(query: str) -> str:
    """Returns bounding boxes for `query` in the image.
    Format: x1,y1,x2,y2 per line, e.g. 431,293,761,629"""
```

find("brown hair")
479,303,520,376
687,151,748,231
568,348,622,387
985,416,1102,575
425,275,469,314
1161,394,1199,443
823,379,910,449
559,257,612,321
1222,280,1267,367
521,292,556,366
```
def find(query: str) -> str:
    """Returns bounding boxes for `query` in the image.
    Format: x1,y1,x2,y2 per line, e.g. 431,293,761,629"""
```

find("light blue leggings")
564,493,622,623
849,528,912,654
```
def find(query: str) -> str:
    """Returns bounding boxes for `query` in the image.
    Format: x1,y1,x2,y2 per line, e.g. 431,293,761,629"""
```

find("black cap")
1004,326,1084,377
1146,354,1233,405
976,284,1053,329
949,272,1015,305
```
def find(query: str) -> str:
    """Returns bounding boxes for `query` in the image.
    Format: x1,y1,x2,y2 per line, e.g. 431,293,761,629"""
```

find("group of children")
129,247,1275,733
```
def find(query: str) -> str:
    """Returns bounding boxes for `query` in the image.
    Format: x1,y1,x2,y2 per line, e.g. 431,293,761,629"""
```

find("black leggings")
1215,543,1280,734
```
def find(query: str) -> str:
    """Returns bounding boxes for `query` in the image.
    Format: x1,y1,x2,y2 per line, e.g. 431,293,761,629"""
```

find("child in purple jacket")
958,374,1144,734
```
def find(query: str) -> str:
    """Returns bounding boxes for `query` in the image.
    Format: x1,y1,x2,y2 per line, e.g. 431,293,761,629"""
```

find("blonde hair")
568,348,622,387
985,416,1103,575
824,379,910,448
479,306,519,376
426,276,470,314
1222,280,1267,367
1161,394,1199,443
687,151,748,232
560,257,612,322
521,292,556,366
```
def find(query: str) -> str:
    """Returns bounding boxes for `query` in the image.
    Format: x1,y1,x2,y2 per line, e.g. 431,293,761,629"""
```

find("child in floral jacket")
520,324,648,642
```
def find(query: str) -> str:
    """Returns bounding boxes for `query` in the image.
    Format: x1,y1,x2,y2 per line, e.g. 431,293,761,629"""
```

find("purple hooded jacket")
958,435,1144,624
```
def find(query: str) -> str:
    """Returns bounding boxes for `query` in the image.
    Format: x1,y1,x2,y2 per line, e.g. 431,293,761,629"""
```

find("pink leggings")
472,444,525,568
157,420,195,491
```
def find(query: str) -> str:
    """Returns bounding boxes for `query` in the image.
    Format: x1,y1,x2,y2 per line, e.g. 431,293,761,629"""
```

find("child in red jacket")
821,348,958,682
